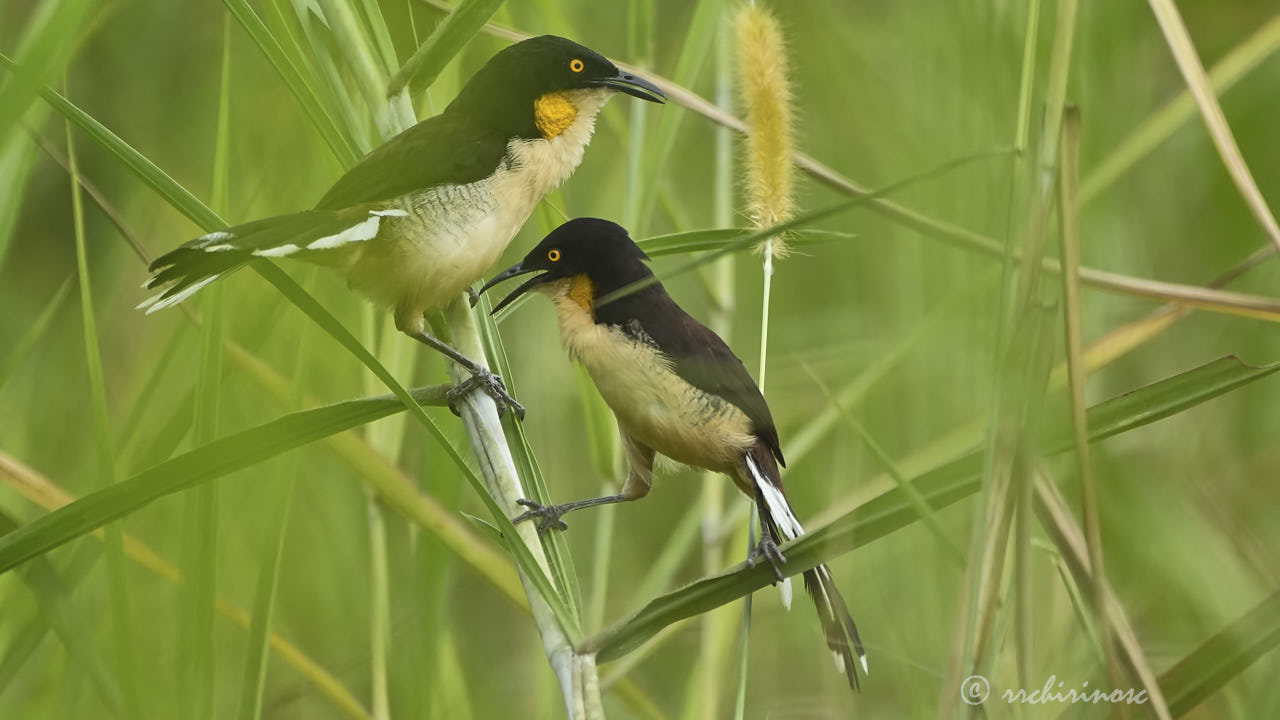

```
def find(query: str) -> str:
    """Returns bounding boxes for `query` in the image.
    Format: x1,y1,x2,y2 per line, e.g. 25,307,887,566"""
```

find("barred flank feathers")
735,4,795,255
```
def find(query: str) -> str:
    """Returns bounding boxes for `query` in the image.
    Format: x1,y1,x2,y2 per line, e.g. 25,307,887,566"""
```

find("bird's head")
448,36,665,140
480,218,653,314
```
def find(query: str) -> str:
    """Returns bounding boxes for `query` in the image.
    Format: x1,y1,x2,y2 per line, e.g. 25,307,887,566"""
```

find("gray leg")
514,429,654,534
401,328,525,420
747,486,787,582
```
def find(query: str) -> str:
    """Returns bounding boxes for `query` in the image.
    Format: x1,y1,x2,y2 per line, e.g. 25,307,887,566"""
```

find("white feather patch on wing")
204,244,234,252
191,230,232,248
745,454,799,609
369,208,408,217
140,275,220,314
253,244,301,257
135,291,164,310
306,214,381,250
749,458,805,541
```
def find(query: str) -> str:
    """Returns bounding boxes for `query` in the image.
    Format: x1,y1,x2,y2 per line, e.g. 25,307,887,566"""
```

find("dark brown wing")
315,113,508,210
607,290,785,466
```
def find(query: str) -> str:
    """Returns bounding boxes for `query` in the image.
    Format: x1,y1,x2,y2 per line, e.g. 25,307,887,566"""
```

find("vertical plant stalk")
634,0,725,236
309,2,597,713
952,0,1077,714
236,281,308,720
444,300,601,718
587,0,655,639
732,6,795,715
182,20,232,719
358,311,410,720
1056,107,1122,692
65,88,143,720
1005,10,1047,684
685,18,738,720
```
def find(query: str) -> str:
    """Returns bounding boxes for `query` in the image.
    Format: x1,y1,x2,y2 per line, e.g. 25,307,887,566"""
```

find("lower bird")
479,217,867,688
140,36,665,418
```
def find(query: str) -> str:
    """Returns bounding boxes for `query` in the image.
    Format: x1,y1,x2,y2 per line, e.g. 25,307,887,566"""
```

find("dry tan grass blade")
1148,0,1280,252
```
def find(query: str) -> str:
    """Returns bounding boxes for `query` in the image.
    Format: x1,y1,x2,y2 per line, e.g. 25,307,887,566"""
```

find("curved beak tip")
598,72,666,104
481,263,547,315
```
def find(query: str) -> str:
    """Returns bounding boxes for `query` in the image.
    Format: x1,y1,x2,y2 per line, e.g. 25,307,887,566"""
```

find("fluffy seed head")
735,5,795,254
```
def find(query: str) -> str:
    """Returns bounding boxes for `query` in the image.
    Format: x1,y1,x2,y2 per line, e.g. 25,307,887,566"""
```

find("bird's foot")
747,534,787,583
467,286,481,308
512,498,570,535
447,367,526,420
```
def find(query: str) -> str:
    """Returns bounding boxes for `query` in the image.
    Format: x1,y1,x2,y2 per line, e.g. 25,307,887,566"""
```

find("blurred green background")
2,0,1279,718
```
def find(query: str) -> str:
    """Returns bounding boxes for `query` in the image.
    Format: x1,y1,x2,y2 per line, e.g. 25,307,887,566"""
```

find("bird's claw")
512,498,569,535
448,368,526,420
467,286,481,309
747,534,787,583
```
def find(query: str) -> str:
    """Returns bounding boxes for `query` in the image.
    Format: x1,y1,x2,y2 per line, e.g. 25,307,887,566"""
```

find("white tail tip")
779,576,792,610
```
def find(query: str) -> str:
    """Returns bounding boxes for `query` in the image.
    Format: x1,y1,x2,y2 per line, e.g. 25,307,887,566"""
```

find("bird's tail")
745,444,867,690
139,206,404,313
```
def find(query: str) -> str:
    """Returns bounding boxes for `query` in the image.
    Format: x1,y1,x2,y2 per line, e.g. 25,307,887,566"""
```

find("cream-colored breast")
548,286,755,473
347,89,611,328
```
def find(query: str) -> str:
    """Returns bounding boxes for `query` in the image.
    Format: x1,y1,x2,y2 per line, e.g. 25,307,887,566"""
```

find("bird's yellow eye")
548,249,562,262
569,58,585,73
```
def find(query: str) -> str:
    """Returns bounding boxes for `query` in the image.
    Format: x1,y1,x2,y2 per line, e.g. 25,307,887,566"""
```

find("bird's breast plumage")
547,283,755,473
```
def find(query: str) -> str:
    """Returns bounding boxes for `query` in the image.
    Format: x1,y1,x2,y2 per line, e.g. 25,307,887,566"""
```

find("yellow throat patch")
534,92,578,139
567,274,595,315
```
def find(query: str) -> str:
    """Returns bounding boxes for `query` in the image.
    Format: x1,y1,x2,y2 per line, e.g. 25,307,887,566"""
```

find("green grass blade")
0,53,223,230
0,452,374,720
0,540,100,698
586,355,1280,661
386,0,505,97
0,512,121,715
178,293,222,720
634,0,725,234
0,276,73,391
597,147,1013,308
262,266,581,640
1,63,579,639
0,0,93,143
0,383,449,574
65,103,143,720
179,20,233,715
800,361,966,565
1158,590,1280,716
636,228,847,257
221,0,360,166
0,106,50,266
234,476,295,720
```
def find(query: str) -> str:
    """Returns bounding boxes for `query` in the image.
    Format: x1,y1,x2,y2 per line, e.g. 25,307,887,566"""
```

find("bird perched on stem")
479,217,867,689
141,36,665,418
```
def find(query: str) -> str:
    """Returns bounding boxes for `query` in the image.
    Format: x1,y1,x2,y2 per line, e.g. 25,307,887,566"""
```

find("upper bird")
141,35,665,418
479,218,867,690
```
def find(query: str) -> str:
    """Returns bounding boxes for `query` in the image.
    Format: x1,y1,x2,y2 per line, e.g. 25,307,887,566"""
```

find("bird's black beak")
479,262,546,315
589,69,666,103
